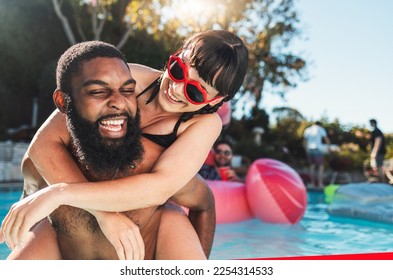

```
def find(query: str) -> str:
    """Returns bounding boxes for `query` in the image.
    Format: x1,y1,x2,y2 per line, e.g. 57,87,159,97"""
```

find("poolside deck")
0,141,28,188
0,181,22,191
303,169,370,192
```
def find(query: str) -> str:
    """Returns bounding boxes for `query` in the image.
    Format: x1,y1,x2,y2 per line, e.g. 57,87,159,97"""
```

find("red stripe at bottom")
245,252,393,260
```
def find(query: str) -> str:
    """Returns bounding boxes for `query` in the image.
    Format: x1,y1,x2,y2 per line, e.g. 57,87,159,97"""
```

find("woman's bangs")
190,43,235,96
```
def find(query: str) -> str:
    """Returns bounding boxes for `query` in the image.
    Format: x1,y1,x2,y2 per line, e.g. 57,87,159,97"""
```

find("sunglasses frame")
167,50,221,105
215,149,232,156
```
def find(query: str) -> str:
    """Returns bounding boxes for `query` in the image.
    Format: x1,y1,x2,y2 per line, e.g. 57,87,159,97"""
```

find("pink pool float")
207,158,307,224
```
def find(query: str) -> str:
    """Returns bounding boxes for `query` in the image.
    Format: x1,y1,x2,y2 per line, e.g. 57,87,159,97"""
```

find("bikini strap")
137,77,161,99
173,114,185,135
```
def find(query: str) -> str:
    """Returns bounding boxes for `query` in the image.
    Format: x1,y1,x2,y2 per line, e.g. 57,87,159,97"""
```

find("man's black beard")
65,100,144,177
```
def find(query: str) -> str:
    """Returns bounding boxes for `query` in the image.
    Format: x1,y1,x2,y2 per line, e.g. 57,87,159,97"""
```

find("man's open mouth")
99,116,127,137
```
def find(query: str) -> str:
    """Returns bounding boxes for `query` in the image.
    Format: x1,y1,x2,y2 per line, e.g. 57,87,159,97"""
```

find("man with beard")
6,41,212,260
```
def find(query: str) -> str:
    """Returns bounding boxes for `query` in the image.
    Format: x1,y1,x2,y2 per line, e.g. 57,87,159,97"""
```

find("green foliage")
121,30,170,69
224,108,393,173
238,0,307,111
2,0,391,172
55,0,308,115
225,106,306,165
328,144,368,172
1,0,306,142
232,137,285,163
384,135,393,159
0,0,69,129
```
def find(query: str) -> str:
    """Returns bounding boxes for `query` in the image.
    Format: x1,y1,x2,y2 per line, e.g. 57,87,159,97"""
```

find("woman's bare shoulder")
128,63,162,92
192,112,222,124
180,112,222,135
128,63,162,79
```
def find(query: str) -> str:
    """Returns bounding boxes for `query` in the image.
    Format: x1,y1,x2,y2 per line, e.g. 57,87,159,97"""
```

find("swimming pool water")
1,189,393,260
1,189,22,260
210,191,393,259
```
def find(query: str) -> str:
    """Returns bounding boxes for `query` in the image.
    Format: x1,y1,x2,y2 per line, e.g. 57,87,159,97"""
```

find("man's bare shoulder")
132,138,165,174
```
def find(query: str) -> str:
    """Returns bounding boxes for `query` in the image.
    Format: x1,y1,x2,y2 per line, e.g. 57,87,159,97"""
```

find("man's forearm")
371,137,382,157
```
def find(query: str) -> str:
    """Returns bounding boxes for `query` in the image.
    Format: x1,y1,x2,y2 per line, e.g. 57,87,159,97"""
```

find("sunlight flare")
168,0,225,26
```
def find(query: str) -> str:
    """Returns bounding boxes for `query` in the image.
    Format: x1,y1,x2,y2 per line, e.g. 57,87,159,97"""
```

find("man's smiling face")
65,57,143,173
70,57,137,138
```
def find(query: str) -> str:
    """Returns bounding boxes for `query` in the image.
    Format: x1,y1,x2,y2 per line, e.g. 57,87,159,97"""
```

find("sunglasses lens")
216,150,231,156
186,84,205,103
169,60,184,80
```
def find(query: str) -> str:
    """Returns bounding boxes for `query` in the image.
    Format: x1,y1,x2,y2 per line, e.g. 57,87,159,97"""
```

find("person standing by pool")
1,30,249,259
303,121,331,189
369,118,386,182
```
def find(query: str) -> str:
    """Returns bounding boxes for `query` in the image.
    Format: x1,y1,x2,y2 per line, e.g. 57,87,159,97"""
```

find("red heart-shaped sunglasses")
167,50,222,105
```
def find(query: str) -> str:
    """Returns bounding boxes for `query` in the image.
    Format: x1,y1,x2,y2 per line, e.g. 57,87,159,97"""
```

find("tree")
234,0,307,116
0,0,307,140
51,0,171,49
160,0,307,119
0,0,69,137
266,106,306,164
51,0,307,110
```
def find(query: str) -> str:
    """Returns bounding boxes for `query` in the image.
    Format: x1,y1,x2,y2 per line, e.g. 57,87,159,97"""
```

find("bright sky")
262,0,393,133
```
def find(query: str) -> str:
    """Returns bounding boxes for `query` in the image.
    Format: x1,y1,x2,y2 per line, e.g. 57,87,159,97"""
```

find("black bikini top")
137,78,185,148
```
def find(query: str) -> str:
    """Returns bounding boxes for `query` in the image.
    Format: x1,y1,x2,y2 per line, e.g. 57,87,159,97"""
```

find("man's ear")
53,89,67,113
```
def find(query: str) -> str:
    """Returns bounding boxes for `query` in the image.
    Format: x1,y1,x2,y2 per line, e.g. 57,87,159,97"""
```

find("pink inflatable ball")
217,102,231,126
207,180,253,224
245,158,307,224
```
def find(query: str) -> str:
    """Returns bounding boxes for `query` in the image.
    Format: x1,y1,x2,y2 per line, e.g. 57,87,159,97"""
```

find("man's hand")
94,211,145,260
226,168,242,182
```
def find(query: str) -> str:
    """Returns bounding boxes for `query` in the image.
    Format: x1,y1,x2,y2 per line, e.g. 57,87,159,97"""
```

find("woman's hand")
94,211,145,260
0,184,63,249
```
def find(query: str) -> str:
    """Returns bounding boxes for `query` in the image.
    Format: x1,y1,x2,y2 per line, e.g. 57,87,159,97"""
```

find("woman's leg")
155,203,206,260
7,218,62,260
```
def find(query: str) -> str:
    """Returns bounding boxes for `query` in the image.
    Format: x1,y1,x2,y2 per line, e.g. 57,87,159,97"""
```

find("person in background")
369,118,386,182
199,139,244,182
303,121,331,189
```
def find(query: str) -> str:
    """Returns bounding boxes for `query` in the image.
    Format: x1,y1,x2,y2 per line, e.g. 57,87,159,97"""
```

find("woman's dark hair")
147,30,249,121
183,29,249,101
213,139,234,152
174,30,249,121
